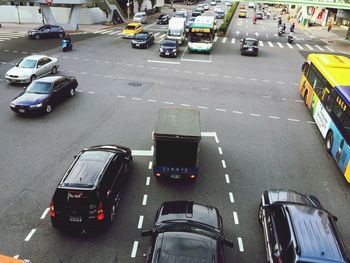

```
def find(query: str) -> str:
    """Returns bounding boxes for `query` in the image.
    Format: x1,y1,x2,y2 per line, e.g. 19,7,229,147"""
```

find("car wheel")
69,88,75,97
30,75,36,83
326,131,333,153
58,33,64,38
51,66,57,74
45,103,52,114
34,34,40,40
258,204,263,225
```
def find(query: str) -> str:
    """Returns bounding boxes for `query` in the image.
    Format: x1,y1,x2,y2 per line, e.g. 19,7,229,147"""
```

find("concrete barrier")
0,6,106,24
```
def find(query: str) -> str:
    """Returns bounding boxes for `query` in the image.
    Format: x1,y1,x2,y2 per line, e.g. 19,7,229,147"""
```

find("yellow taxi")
238,9,247,18
122,22,144,39
0,254,31,263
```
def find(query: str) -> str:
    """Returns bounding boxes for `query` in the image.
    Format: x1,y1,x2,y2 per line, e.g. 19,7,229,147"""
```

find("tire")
69,88,75,97
51,218,60,229
45,103,52,114
51,66,57,74
58,33,64,38
326,131,333,153
34,34,40,40
30,75,36,83
258,203,263,225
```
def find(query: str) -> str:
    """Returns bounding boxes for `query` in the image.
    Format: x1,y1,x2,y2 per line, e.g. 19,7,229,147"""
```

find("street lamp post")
127,1,130,19
15,2,21,24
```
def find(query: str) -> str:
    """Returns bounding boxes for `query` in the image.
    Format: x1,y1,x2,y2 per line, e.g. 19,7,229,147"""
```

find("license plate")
165,52,169,55
136,44,139,46
248,48,253,51
69,216,82,222
18,109,25,113
170,174,181,179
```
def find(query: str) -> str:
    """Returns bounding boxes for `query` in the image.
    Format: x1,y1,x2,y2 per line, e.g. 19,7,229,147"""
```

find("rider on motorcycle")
253,15,257,24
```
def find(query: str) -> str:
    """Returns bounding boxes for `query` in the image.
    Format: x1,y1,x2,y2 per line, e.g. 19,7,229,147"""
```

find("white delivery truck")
167,17,186,45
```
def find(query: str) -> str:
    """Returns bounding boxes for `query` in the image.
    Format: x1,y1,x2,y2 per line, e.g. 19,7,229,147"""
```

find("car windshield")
125,25,136,30
17,59,37,69
156,220,220,239
134,14,142,18
135,34,147,40
26,82,52,94
161,41,176,47
168,29,182,36
217,11,224,15
245,40,258,46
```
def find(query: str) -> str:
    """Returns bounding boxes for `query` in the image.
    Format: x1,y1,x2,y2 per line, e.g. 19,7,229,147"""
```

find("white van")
167,17,186,45
133,12,147,23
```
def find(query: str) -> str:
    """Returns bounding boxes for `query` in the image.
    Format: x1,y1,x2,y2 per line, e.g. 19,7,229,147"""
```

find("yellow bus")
299,53,350,182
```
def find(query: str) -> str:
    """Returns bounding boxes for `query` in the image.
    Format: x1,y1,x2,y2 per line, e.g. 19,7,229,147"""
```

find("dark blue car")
10,76,78,114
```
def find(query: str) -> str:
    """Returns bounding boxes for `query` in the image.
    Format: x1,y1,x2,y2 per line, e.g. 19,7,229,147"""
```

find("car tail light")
50,200,55,217
190,175,196,180
96,202,105,221
155,173,161,177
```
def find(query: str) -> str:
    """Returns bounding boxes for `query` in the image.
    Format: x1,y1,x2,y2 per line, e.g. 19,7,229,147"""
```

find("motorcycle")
278,25,285,36
62,39,73,52
253,18,257,24
287,34,294,44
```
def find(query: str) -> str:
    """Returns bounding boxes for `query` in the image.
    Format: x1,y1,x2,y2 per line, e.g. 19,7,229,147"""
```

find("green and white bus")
188,16,216,53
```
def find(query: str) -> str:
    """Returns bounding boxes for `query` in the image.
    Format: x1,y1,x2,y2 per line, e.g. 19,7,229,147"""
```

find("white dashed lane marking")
229,192,234,203
238,237,244,252
142,195,148,206
148,161,152,170
40,208,50,219
24,229,36,242
233,212,239,225
222,160,226,168
225,174,230,184
146,177,150,186
218,147,223,155
137,215,144,229
131,241,139,258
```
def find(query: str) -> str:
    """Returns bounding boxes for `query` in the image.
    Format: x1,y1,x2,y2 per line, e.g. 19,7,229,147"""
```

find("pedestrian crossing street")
0,32,26,42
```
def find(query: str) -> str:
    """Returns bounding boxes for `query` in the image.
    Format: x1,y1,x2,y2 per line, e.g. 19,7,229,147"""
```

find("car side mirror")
223,238,234,248
141,229,153,237
23,86,27,90
301,62,307,72
37,65,42,68
16,62,19,67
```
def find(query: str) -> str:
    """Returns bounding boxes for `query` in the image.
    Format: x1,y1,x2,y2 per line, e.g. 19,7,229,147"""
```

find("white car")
214,6,223,12
225,0,232,6
203,3,209,10
211,0,216,6
5,55,59,84
133,12,147,23
248,2,255,8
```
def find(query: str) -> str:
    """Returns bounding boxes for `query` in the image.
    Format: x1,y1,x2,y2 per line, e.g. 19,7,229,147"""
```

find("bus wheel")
326,131,333,153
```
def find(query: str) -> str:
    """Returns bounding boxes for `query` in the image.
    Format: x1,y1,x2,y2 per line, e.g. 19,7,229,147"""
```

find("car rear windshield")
245,40,258,46
161,41,176,47
125,25,136,30
63,151,114,187
160,237,214,261
26,81,52,94
135,34,148,39
18,59,36,68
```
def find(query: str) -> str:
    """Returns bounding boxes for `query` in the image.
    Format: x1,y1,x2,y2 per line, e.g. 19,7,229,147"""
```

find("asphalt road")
1,2,350,263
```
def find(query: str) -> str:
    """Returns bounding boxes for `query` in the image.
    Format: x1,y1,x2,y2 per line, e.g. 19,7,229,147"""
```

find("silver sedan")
5,54,59,84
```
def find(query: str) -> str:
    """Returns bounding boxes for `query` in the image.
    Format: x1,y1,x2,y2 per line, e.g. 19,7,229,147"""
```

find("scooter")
253,18,257,24
62,39,73,52
287,34,294,43
278,26,285,36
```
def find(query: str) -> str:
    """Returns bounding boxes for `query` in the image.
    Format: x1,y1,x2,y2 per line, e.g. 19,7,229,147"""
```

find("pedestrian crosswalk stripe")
286,43,293,49
296,43,303,50
259,40,263,46
305,44,314,50
231,38,235,44
154,32,160,37
213,36,218,42
325,46,335,52
155,34,166,43
315,45,324,51
222,37,227,43
268,41,273,47
0,37,11,40
277,42,283,48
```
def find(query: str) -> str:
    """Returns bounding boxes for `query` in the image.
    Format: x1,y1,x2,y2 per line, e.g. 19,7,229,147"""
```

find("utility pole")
15,2,21,24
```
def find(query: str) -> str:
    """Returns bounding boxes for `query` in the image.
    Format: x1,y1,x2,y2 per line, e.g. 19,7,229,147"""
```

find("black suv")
132,32,155,48
240,37,259,56
156,14,170,24
141,201,233,263
258,189,349,263
50,145,132,229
